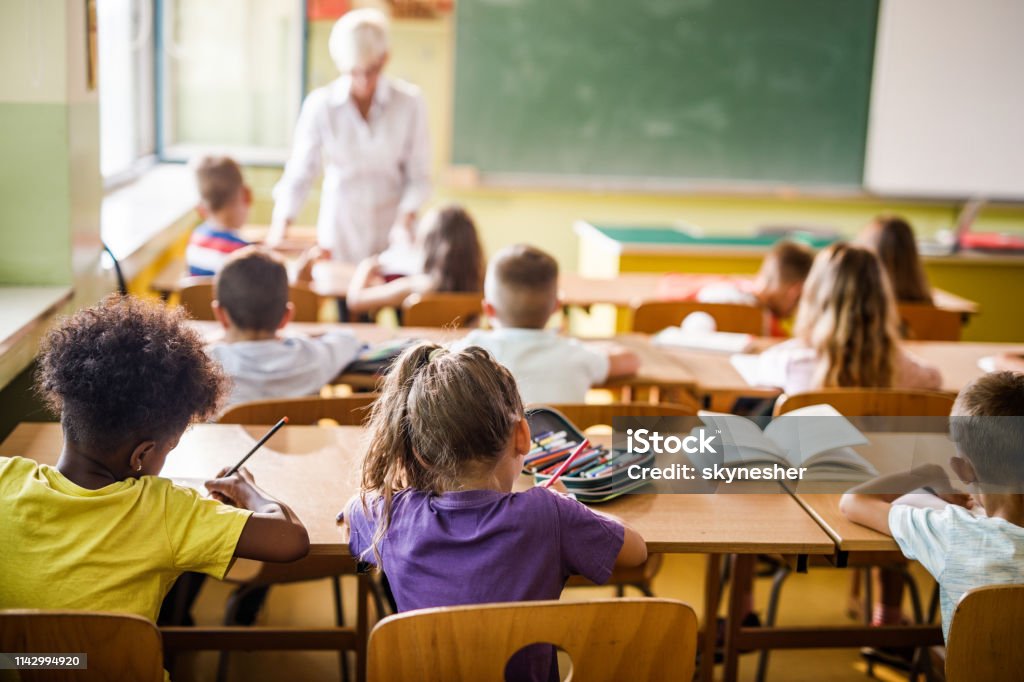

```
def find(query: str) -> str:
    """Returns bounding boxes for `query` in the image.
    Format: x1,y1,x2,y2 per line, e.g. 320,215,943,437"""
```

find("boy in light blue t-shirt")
841,371,1024,639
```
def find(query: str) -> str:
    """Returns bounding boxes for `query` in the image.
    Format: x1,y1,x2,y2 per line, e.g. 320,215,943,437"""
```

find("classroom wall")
0,0,113,394
230,13,1024,341
242,15,1024,271
0,0,106,294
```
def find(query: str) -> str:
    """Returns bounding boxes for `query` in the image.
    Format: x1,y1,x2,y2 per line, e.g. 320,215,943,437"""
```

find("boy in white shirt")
452,244,639,404
840,371,1024,640
210,247,361,409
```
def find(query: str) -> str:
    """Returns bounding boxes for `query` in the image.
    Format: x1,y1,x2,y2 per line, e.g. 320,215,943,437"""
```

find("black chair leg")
754,565,791,682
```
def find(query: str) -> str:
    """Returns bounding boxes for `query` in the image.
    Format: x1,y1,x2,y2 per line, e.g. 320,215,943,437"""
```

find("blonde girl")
754,242,941,394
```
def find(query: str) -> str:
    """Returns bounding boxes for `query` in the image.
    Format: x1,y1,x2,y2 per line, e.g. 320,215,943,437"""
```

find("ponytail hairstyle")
794,242,902,388
419,205,485,294
359,342,524,565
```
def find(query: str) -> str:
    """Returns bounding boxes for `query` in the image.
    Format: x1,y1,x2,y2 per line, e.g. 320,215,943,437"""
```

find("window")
98,0,157,183
158,0,304,164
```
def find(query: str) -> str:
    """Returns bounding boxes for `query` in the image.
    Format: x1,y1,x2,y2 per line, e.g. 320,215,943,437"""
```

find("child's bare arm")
585,342,640,379
589,507,648,567
205,468,310,562
839,464,960,535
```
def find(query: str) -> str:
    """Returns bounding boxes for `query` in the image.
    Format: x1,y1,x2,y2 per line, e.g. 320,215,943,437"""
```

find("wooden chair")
178,277,321,322
366,598,697,682
544,403,698,597
946,584,1024,682
631,300,764,335
218,394,379,426
0,610,164,681
898,303,963,341
773,388,955,417
401,292,482,328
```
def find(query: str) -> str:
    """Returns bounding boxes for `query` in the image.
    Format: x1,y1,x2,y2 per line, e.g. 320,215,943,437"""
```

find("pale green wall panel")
0,102,72,284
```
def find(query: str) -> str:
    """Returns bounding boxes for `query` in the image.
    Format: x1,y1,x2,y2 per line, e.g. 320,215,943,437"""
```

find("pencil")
542,439,590,489
225,417,289,476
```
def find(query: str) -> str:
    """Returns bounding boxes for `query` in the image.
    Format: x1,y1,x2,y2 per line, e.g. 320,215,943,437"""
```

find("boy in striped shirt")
186,155,252,277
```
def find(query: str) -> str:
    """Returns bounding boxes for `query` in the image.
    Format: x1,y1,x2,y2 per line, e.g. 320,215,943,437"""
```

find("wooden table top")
0,423,835,557
788,432,958,554
558,272,979,316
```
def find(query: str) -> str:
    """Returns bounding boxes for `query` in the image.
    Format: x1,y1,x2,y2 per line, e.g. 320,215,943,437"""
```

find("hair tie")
428,347,448,363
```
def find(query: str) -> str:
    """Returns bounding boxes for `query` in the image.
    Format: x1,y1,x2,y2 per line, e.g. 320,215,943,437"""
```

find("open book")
695,404,877,481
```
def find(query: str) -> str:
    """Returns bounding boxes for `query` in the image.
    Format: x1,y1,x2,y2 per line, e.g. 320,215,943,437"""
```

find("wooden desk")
559,271,978,318
151,259,355,301
1,423,836,557
0,422,841,682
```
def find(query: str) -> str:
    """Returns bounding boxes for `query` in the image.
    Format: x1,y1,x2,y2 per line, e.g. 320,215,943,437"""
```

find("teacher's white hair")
330,8,390,72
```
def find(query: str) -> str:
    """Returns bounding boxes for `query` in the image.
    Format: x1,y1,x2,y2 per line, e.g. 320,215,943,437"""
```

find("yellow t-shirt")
0,456,252,622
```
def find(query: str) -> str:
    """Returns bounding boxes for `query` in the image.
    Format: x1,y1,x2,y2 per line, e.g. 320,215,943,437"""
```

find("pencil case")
524,406,654,504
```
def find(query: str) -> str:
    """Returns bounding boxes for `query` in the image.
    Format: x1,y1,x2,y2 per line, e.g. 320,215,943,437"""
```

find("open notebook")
654,326,754,353
695,404,878,481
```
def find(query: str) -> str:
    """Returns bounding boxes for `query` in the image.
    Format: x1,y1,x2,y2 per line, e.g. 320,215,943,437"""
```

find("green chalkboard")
452,0,879,187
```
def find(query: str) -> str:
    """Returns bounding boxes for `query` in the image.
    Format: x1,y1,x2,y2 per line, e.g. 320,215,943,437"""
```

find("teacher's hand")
266,218,293,247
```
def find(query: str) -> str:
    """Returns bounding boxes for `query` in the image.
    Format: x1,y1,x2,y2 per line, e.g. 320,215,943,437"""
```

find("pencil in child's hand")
225,417,289,477
542,439,590,489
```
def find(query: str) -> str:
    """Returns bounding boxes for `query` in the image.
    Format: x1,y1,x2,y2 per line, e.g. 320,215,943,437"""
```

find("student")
840,371,1024,640
345,204,484,316
210,247,361,408
857,215,933,305
697,239,814,336
452,244,640,404
185,155,253,277
751,242,942,395
344,342,647,682
0,296,309,627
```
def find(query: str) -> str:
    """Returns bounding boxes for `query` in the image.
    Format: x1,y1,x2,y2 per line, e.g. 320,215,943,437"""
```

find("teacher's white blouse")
272,75,431,263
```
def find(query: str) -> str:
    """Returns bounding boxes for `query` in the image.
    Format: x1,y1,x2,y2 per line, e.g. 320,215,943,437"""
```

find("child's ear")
514,416,531,457
128,440,157,476
482,299,497,319
212,300,232,330
241,185,253,206
277,302,295,330
950,455,978,485
196,202,210,220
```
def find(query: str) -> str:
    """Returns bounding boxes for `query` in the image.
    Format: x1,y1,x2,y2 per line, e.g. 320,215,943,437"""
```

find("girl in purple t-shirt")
344,343,647,682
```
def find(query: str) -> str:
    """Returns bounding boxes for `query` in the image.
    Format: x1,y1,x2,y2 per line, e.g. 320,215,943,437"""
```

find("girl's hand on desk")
205,467,263,509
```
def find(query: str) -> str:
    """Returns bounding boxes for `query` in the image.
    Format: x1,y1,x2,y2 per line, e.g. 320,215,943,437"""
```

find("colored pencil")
542,439,590,489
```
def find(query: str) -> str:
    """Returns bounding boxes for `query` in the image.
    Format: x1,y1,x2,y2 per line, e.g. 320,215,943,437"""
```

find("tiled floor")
172,554,932,681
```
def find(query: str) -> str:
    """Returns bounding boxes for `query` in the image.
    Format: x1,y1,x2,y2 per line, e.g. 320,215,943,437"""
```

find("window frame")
153,0,308,167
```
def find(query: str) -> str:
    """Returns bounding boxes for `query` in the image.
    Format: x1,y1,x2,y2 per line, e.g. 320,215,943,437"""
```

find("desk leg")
356,573,369,682
723,555,755,682
700,554,722,682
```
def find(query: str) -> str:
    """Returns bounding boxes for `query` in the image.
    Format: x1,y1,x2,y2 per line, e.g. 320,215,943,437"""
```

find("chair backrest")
773,388,956,417
218,394,379,426
946,584,1024,682
367,598,697,682
897,303,963,341
401,292,483,328
178,277,321,322
631,300,764,335
0,610,164,682
542,402,697,430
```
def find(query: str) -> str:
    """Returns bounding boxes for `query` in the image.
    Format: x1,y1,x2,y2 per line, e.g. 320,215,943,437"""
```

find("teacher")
269,8,431,263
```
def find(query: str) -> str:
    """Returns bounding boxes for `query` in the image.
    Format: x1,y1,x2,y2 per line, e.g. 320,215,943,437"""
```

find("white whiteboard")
865,0,1024,200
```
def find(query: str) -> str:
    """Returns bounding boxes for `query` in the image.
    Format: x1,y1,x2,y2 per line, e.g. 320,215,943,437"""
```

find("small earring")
136,464,142,472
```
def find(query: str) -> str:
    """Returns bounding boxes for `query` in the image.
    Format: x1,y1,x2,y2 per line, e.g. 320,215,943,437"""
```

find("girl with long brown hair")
345,204,485,316
343,342,646,681
857,215,933,305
